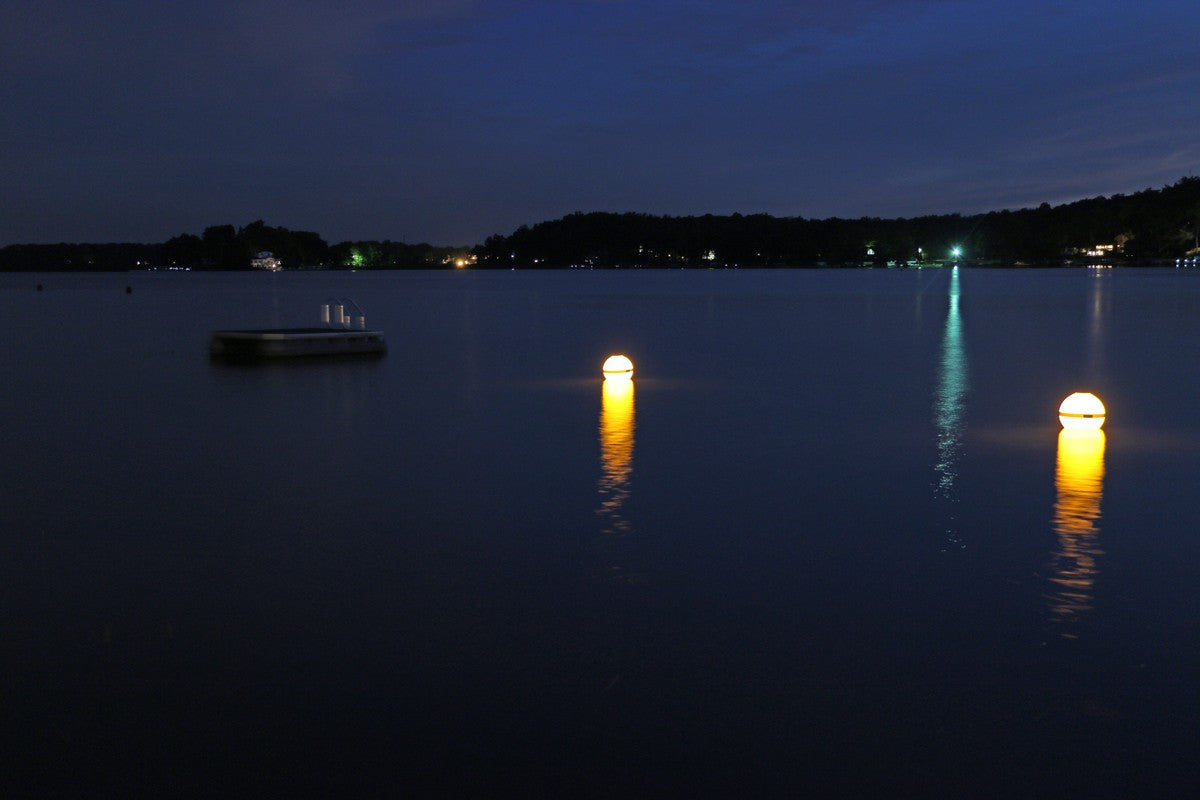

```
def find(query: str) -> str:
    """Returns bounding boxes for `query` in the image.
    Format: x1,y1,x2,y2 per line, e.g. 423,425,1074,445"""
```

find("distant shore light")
1059,392,1106,430
602,354,634,380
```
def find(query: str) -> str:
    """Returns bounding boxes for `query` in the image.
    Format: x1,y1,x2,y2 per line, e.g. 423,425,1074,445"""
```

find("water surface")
3,268,1199,795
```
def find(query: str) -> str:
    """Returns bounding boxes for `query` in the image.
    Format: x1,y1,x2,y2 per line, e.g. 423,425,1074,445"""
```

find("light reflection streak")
1048,428,1105,631
597,377,634,535
1087,268,1109,381
934,267,968,549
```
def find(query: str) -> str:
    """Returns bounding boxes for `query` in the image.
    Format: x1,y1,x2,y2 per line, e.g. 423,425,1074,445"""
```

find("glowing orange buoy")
1059,392,1105,430
602,354,633,380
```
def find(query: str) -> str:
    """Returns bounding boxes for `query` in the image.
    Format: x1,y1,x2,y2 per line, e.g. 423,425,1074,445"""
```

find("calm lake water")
3,268,1200,796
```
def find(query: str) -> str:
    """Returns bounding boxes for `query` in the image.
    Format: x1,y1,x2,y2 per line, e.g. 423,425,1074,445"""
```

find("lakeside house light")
1059,392,1105,430
602,354,634,380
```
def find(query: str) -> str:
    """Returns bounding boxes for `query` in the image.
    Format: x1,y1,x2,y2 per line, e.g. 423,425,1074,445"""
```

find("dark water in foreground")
3,268,1200,796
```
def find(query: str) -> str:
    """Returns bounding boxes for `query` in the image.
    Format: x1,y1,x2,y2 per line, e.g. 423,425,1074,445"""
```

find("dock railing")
320,297,367,330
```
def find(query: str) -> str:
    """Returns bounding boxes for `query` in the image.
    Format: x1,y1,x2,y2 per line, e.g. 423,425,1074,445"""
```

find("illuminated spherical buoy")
602,354,633,380
1059,392,1105,430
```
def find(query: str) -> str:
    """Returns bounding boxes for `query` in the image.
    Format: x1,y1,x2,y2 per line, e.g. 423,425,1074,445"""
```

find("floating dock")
209,327,386,360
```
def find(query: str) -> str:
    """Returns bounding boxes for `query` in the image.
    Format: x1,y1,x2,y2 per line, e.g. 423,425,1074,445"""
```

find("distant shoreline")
3,176,1198,270
1,260,1184,274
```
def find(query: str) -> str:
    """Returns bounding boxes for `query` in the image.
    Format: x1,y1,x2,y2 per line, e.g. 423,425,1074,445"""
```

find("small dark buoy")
36,284,43,291
125,286,132,294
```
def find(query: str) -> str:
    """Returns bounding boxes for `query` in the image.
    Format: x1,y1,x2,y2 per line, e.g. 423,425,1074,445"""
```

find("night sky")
3,0,1198,246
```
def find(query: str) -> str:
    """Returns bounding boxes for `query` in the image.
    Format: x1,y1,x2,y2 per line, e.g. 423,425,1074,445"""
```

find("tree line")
475,177,1200,267
4,177,1200,271
0,220,465,271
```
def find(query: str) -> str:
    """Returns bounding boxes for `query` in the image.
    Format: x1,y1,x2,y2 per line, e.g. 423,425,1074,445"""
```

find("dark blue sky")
3,0,1198,246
